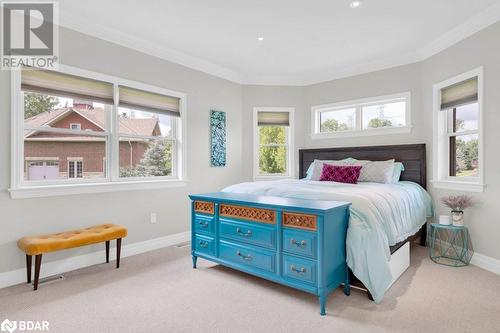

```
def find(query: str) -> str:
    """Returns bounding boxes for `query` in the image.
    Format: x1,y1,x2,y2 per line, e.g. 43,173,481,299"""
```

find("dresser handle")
290,239,306,246
291,265,306,273
236,250,252,261
236,228,252,237
198,241,208,248
198,221,209,227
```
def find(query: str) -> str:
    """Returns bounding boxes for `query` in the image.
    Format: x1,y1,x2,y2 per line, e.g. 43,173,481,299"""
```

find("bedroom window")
311,92,411,139
432,67,484,192
10,66,187,198
253,107,294,179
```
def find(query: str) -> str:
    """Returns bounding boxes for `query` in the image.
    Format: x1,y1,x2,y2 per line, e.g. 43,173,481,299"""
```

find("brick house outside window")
24,102,161,180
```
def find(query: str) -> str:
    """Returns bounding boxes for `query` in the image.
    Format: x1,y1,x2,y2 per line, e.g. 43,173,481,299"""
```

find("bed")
223,144,433,303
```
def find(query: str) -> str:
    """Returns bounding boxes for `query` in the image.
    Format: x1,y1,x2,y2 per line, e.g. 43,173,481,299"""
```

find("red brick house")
24,103,161,180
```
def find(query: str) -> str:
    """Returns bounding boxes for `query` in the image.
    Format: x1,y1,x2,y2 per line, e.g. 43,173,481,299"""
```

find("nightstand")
429,223,473,267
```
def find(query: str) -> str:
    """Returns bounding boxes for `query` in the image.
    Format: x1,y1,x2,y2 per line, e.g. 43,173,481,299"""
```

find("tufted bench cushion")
18,224,128,256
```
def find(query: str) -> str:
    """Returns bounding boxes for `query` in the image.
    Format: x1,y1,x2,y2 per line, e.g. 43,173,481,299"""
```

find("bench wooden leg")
34,254,42,291
105,241,110,263
26,255,32,283
116,238,122,269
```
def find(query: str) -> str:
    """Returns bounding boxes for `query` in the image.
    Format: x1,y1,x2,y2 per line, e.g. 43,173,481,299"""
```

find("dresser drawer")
194,215,214,235
193,201,214,215
220,219,275,249
219,240,275,273
283,212,317,231
283,255,317,285
220,204,275,224
283,229,317,258
194,234,215,256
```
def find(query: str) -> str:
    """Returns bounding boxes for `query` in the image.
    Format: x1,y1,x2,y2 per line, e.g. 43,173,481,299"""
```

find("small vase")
451,211,464,227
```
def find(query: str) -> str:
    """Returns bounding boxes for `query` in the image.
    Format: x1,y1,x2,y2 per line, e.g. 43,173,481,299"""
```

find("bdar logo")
0,319,17,333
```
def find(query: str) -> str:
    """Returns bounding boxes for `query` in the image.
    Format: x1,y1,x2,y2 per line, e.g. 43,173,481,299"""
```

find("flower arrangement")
440,195,474,227
440,195,475,212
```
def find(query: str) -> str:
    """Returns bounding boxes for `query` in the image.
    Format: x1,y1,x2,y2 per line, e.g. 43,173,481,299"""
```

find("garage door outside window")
27,161,59,181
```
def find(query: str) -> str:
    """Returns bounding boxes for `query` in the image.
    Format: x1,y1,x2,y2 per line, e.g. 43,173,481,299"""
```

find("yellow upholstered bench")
17,223,127,290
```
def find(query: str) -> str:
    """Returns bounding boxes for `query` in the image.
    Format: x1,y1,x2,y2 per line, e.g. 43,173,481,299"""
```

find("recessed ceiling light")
350,1,362,8
257,37,264,41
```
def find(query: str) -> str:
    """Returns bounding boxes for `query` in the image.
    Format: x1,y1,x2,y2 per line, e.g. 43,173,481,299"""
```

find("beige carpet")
1,244,499,333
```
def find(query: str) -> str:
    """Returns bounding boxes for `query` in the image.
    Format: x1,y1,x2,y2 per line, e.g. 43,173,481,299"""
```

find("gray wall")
241,22,500,261
422,22,500,260
0,27,243,273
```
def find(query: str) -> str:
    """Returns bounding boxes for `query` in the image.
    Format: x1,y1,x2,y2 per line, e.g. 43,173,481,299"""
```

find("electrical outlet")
150,213,157,224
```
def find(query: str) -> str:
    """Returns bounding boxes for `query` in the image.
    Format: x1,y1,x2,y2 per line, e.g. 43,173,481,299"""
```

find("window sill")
431,180,485,193
311,125,412,140
9,179,188,199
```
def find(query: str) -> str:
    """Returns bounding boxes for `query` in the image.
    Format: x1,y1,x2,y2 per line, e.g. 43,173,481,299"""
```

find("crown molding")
58,4,500,87
418,1,500,59
242,51,422,86
59,9,244,84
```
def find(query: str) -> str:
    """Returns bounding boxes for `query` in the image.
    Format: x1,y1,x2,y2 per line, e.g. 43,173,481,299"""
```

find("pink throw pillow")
319,164,362,184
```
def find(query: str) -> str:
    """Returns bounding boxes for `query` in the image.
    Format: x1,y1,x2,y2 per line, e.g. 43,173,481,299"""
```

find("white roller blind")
118,86,180,117
21,68,114,104
257,111,289,126
440,77,478,110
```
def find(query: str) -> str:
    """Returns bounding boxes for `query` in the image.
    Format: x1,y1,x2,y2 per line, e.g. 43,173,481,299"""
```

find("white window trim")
253,107,295,181
431,66,485,193
10,64,188,199
310,92,412,139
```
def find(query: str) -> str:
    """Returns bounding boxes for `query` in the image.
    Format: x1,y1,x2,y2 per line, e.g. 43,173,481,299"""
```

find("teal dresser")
189,192,351,315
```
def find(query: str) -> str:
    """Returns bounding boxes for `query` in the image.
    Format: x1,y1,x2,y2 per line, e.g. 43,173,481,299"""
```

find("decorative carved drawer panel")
194,201,215,215
283,212,317,231
220,204,275,224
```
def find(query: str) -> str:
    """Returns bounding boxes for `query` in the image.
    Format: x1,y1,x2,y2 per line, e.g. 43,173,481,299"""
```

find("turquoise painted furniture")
189,192,351,315
429,223,473,267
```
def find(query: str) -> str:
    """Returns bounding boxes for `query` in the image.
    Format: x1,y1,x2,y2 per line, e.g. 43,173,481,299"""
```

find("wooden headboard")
299,144,427,189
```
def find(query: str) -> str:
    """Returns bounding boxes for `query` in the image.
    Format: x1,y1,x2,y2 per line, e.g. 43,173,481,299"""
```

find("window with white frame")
432,67,484,192
253,108,294,179
311,92,411,138
68,159,83,178
70,123,81,130
11,66,186,198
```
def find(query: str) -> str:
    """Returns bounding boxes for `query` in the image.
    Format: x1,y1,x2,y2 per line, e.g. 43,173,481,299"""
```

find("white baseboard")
471,252,500,275
0,231,190,289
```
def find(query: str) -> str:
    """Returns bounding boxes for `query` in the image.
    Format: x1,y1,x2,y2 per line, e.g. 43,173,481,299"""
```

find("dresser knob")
236,228,252,237
236,250,252,261
291,265,306,273
291,239,306,246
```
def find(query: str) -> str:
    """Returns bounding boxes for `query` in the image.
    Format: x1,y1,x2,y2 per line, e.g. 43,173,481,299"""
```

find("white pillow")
357,159,395,183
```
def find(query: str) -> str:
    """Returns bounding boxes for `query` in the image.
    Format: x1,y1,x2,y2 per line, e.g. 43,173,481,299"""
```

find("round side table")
428,223,473,267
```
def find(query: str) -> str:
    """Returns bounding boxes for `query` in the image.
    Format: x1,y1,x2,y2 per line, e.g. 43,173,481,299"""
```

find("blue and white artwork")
210,110,226,167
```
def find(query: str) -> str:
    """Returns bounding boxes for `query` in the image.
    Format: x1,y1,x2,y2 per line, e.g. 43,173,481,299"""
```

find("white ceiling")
58,0,500,85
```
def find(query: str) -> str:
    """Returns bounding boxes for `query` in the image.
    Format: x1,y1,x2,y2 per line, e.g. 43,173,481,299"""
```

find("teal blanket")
223,180,433,303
